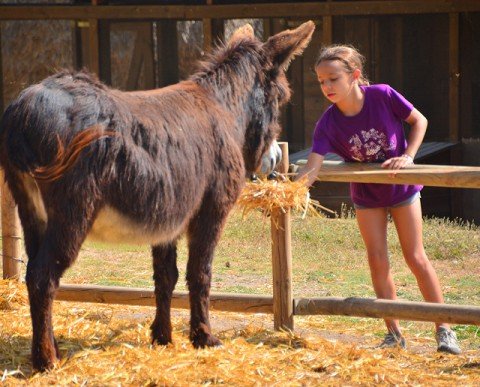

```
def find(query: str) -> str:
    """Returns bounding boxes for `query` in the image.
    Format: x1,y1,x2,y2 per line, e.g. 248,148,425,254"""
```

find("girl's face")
315,60,358,104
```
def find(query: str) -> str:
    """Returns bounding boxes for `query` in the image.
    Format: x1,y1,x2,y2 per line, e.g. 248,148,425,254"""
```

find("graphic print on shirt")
348,128,396,162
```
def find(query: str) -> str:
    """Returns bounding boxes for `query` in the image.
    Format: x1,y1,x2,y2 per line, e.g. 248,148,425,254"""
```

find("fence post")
1,170,22,280
270,142,294,331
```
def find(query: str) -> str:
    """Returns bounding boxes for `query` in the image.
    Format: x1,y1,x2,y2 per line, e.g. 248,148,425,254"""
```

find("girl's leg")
356,207,402,336
389,199,447,331
388,199,460,354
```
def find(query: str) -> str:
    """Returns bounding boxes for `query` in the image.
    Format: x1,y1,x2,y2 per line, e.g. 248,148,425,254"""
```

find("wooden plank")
202,0,213,53
449,12,459,142
262,18,271,40
98,20,112,85
203,18,224,54
294,297,480,325
1,171,22,281
270,18,289,143
87,18,100,75
458,13,475,139
156,20,179,87
202,0,224,54
298,160,480,189
0,21,3,113
287,43,304,151
301,16,328,149
125,24,155,90
1,2,480,21
393,16,403,88
56,283,274,314
270,142,293,331
322,15,332,44
126,26,145,90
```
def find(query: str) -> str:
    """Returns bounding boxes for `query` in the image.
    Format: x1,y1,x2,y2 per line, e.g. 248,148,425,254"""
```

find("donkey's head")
193,21,315,177
227,21,315,175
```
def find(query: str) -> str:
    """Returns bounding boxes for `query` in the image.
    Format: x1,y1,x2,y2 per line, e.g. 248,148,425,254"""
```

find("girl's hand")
381,154,413,176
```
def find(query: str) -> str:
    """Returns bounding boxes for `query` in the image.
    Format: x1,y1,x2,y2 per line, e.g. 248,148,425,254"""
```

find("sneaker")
436,327,461,355
379,332,406,349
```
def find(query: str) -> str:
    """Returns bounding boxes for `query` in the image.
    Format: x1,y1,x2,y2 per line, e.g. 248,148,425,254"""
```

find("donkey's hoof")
191,333,222,348
151,336,172,346
32,355,57,372
150,322,173,346
32,341,60,372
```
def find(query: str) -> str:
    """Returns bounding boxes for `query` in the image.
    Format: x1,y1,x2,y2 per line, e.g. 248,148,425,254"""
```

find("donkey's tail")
31,125,116,182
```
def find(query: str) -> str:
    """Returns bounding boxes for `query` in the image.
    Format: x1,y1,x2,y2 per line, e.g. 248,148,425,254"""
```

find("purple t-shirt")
312,84,423,208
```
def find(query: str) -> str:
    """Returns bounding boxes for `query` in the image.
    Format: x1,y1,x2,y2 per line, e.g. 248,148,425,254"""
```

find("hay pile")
1,280,479,385
237,177,333,219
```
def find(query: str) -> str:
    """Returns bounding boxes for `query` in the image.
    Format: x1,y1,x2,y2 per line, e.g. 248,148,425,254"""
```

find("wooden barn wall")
296,13,460,150
0,7,479,147
1,9,479,149
461,139,480,224
303,14,450,143
106,19,263,91
460,12,480,139
402,14,450,142
0,19,74,106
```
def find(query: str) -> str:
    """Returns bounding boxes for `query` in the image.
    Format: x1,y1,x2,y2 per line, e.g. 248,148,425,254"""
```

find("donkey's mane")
190,38,267,92
47,69,107,92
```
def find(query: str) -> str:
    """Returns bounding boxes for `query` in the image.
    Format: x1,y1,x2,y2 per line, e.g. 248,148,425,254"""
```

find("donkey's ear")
228,24,255,44
264,20,315,70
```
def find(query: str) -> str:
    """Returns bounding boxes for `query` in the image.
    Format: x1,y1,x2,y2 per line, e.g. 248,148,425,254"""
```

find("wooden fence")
2,143,480,331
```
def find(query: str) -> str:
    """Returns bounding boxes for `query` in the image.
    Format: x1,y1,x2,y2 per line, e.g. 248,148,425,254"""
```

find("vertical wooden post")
320,15,333,116
449,12,462,219
87,18,100,76
1,171,22,280
449,12,460,142
270,142,293,331
202,0,224,55
156,20,179,88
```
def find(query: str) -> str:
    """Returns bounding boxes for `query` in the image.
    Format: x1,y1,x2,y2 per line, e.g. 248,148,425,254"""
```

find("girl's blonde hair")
315,44,370,86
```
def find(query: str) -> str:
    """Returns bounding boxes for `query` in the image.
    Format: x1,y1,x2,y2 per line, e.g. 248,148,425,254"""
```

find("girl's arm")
382,108,428,171
403,108,428,159
295,152,325,187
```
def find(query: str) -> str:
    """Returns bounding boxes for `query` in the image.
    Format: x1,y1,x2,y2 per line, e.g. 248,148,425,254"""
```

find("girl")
296,44,460,354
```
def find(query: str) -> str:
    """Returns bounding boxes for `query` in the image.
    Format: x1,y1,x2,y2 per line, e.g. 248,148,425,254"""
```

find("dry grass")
1,181,479,384
1,280,480,386
237,177,334,220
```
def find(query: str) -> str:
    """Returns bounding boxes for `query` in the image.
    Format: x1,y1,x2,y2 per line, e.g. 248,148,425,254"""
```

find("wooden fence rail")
57,283,274,314
2,146,480,331
294,297,480,325
297,160,480,189
55,283,480,326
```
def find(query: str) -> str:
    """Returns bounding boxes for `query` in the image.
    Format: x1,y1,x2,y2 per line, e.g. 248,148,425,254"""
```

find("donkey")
0,21,315,371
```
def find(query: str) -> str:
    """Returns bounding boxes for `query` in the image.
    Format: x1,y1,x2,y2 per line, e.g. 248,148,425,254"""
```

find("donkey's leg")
26,242,62,371
150,242,179,345
26,203,96,371
186,199,233,348
4,173,46,262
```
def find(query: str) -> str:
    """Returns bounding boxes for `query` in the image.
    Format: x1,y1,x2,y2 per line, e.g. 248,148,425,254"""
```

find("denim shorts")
354,192,421,210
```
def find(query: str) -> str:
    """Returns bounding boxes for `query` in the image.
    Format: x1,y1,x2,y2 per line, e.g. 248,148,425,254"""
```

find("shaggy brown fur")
0,21,315,371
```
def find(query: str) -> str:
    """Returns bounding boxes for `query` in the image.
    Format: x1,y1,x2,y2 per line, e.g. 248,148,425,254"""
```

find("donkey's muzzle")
258,140,282,176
